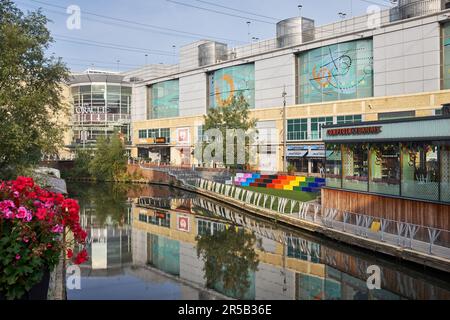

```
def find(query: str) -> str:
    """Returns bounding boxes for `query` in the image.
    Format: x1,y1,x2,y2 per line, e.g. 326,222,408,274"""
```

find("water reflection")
67,182,450,300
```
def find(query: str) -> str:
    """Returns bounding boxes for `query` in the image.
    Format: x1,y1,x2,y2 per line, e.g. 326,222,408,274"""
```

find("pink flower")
16,206,28,219
0,200,15,213
15,254,21,260
13,191,20,198
3,209,14,219
24,211,33,222
51,224,64,233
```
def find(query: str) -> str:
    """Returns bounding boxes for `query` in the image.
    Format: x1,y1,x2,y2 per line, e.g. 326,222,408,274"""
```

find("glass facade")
150,80,179,119
70,83,132,146
287,119,308,141
337,115,362,124
443,22,450,89
311,117,333,140
138,128,171,143
208,64,255,109
326,142,450,203
298,39,373,104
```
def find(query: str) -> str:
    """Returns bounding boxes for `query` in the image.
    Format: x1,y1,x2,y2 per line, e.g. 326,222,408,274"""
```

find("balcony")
72,113,131,125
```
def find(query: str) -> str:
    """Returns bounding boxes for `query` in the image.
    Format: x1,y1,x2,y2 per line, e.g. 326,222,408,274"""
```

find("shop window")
378,111,415,121
369,143,400,196
337,115,362,124
138,130,147,139
401,143,439,201
441,144,450,203
325,144,342,188
311,117,333,140
342,144,369,191
287,119,308,141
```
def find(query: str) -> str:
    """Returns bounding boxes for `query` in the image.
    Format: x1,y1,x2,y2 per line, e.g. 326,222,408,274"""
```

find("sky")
13,0,395,73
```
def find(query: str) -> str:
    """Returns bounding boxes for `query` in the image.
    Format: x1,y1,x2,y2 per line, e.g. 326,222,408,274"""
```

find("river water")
65,182,450,300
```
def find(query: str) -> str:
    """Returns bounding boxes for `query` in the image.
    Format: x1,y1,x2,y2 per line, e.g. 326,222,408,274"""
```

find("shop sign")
155,211,166,219
327,126,382,136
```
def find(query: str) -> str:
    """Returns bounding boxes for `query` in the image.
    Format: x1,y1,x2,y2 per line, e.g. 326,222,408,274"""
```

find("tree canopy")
202,94,257,169
0,0,69,179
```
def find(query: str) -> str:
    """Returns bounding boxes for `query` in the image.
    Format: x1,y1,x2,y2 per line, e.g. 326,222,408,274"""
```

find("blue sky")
13,0,394,72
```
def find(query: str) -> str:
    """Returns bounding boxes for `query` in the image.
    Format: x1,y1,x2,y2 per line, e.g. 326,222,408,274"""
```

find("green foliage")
196,228,259,299
64,148,93,179
287,164,296,174
88,133,127,181
202,94,257,169
0,0,69,179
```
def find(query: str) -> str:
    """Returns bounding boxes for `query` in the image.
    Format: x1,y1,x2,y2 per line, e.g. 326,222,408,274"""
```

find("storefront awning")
286,150,308,158
307,150,326,158
326,151,341,161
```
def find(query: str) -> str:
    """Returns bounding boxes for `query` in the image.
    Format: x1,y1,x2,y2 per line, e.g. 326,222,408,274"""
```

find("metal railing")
195,178,450,259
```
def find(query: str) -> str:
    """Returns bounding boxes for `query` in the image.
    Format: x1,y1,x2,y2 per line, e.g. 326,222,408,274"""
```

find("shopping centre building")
66,0,450,173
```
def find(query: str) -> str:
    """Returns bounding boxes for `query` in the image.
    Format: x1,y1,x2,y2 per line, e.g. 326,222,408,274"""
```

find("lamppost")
282,87,287,173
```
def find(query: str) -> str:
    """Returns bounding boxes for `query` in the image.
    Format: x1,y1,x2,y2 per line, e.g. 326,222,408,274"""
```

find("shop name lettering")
327,126,382,136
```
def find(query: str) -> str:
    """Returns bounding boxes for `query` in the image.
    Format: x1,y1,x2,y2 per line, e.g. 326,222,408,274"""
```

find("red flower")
67,249,73,259
35,207,47,220
74,249,88,265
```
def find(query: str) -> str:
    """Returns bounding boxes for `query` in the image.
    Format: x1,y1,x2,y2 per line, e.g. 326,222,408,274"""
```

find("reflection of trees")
68,182,142,226
196,228,260,299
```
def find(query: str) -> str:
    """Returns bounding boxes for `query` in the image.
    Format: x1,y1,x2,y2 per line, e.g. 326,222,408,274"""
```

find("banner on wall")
151,80,179,119
298,39,373,104
208,64,255,109
177,215,190,232
176,128,190,145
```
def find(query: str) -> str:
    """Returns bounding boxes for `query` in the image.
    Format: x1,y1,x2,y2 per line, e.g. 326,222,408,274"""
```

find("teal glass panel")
147,234,180,276
298,39,373,104
209,64,255,109
151,80,179,119
443,22,450,89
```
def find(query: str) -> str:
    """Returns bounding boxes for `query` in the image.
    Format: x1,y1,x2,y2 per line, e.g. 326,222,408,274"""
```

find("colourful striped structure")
233,173,325,193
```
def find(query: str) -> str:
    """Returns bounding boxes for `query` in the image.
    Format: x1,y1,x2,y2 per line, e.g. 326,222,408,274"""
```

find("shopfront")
323,116,450,204
287,145,326,174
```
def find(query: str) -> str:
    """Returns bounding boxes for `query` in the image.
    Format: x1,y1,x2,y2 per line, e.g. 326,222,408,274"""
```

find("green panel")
151,80,179,119
298,39,373,104
443,22,450,89
148,234,180,276
209,64,255,109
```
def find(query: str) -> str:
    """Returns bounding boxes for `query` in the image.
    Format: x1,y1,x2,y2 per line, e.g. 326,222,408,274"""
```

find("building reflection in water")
67,182,450,300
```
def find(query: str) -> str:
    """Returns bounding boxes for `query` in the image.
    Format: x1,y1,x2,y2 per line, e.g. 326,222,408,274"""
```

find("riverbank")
65,169,450,273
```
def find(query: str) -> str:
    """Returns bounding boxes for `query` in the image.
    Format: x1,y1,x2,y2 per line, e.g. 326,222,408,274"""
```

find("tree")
202,94,257,169
0,1,69,179
89,133,128,181
196,227,260,299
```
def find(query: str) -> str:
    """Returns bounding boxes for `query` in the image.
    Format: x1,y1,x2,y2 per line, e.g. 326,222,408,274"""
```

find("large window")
342,144,369,191
311,117,333,140
337,115,362,124
150,80,179,119
208,64,255,109
139,130,147,139
140,128,171,143
378,111,415,121
298,39,373,104
401,143,439,201
326,142,450,203
325,145,342,188
287,119,308,141
369,143,400,196
441,143,450,203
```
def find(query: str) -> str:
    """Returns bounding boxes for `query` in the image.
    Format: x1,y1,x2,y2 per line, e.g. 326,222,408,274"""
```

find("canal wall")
117,165,450,272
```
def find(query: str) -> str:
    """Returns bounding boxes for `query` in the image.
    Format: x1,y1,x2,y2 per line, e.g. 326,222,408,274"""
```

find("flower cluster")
0,177,89,299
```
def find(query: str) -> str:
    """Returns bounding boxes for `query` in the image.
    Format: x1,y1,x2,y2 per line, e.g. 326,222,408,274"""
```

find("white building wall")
179,242,206,285
255,54,296,109
131,229,147,265
373,18,441,96
255,262,296,300
179,73,207,117
131,84,147,121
